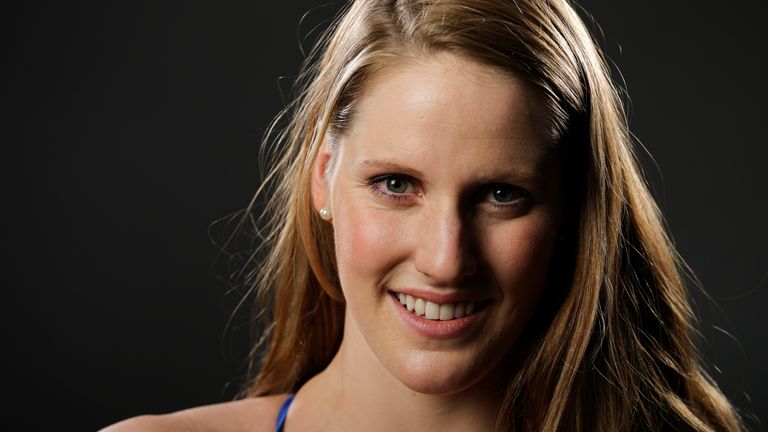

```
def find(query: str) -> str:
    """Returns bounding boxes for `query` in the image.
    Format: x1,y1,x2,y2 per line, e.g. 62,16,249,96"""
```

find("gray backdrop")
5,1,766,430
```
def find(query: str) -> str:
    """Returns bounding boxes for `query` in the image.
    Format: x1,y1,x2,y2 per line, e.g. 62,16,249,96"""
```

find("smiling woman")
309,54,563,402
102,0,745,431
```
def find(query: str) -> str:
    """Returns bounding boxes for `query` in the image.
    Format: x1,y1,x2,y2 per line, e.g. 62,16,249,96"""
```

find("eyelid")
366,175,531,211
480,184,531,208
367,174,420,203
369,173,415,187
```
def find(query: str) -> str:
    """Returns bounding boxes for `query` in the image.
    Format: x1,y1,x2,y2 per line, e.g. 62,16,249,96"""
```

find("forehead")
341,53,556,179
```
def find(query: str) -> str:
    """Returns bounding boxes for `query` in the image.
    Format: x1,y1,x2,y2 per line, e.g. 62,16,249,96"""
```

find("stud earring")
319,207,332,221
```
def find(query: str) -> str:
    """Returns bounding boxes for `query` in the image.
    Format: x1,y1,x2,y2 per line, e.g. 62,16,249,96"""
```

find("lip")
389,292,489,340
388,288,492,304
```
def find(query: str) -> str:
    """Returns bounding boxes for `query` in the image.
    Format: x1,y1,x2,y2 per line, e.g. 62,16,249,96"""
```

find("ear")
311,139,332,216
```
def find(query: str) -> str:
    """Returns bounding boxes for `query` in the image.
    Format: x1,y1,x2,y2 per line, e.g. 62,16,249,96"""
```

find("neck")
294,313,503,432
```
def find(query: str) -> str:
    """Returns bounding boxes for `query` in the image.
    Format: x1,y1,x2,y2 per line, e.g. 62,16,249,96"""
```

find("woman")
104,0,744,430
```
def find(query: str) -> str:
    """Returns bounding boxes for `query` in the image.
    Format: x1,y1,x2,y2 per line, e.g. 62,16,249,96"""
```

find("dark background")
5,1,766,430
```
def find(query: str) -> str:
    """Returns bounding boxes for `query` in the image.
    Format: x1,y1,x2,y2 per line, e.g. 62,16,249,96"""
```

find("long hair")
235,0,743,430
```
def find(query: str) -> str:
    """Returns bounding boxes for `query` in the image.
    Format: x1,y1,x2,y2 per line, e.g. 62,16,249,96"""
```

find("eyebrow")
473,169,544,186
358,159,425,178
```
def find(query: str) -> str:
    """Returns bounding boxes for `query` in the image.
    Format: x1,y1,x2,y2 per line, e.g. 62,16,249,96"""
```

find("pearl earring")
319,207,332,221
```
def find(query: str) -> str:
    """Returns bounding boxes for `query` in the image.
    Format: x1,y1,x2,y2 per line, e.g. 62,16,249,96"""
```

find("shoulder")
99,394,292,432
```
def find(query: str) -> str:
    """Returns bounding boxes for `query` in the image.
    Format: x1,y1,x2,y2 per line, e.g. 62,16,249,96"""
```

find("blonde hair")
234,0,744,430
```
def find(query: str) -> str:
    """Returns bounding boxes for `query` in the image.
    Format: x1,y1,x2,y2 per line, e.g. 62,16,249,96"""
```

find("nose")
414,202,477,284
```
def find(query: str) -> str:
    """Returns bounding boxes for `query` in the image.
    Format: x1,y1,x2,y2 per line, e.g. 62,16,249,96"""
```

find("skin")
300,52,564,431
100,52,563,432
99,395,290,432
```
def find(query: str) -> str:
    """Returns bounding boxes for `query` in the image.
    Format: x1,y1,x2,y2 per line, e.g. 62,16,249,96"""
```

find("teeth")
454,302,466,318
425,301,439,319
395,292,478,321
414,298,425,316
439,303,454,321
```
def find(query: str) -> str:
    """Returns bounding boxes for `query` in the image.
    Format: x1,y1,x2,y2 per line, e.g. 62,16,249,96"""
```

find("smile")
392,292,481,321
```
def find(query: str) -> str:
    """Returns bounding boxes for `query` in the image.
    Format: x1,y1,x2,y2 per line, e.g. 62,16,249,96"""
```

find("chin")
388,350,497,396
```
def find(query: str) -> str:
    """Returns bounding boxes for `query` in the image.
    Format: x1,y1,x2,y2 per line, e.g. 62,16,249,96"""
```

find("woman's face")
312,53,563,395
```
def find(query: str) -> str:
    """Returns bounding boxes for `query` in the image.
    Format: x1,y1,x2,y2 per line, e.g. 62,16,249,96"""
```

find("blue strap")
275,395,295,432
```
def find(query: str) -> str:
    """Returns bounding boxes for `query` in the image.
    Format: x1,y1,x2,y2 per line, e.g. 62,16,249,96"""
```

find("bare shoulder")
99,394,291,432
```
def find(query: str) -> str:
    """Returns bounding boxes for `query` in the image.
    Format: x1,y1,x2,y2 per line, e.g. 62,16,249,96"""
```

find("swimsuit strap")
275,394,295,432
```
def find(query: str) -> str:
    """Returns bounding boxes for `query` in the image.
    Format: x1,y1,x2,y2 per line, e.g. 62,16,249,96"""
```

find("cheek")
484,216,560,297
332,200,407,293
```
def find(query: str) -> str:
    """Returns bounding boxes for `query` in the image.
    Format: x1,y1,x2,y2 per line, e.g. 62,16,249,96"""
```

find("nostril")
415,250,477,283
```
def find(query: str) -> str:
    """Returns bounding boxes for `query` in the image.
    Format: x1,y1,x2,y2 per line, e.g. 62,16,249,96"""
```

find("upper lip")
388,287,492,304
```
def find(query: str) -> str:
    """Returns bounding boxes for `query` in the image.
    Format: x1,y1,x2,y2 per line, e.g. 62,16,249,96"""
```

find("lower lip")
389,294,487,340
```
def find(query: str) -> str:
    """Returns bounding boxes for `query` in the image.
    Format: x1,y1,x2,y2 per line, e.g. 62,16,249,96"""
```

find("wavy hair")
234,0,743,430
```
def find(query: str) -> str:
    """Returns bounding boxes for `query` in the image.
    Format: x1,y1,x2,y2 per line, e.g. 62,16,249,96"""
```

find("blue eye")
385,177,409,194
487,184,527,204
367,174,416,204
492,186,514,202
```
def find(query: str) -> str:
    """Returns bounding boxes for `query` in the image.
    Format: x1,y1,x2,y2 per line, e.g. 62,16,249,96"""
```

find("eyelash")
367,174,530,210
482,184,530,210
367,174,414,203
